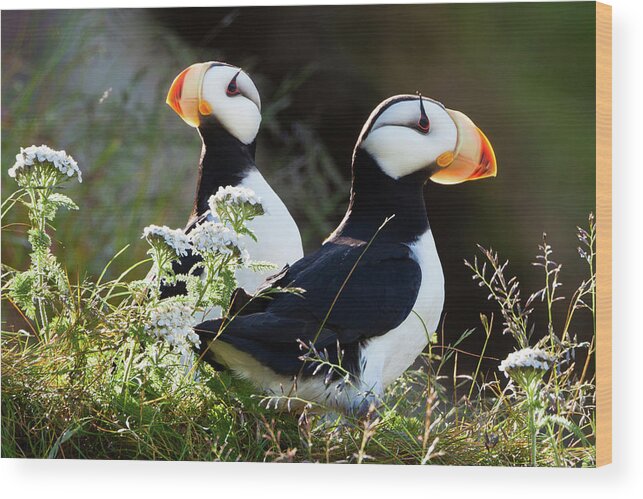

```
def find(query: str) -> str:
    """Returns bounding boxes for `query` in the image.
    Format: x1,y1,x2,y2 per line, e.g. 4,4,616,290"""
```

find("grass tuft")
2,169,596,464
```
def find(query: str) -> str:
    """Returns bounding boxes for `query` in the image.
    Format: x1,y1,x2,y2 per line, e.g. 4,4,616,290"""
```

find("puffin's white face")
166,62,261,144
359,95,497,184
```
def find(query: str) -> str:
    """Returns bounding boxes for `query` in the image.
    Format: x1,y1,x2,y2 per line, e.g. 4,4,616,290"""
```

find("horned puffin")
161,61,304,301
195,95,497,414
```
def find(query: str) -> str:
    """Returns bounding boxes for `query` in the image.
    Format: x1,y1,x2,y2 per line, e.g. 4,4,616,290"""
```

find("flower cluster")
146,299,201,362
208,186,265,231
9,145,82,184
210,185,262,210
499,348,554,378
142,225,191,257
189,220,243,259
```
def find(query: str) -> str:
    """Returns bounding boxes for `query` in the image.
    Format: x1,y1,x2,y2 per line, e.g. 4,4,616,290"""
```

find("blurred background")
1,3,596,375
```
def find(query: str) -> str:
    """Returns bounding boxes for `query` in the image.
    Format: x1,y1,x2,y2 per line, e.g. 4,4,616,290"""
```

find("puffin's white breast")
359,229,445,391
236,169,304,291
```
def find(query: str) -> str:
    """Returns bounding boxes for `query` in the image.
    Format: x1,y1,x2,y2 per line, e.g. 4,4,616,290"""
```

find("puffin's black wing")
196,313,341,375
159,214,208,299
196,240,422,376
268,240,422,341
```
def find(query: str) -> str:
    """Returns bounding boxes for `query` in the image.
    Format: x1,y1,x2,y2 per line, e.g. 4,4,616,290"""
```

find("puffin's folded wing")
195,313,341,375
194,242,423,376
270,242,423,343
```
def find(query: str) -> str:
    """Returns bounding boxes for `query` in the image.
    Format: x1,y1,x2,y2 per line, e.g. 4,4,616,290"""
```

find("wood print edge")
595,0,612,467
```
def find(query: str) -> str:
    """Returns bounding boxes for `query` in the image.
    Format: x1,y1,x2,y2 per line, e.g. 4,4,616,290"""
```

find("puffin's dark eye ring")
417,117,431,134
226,71,242,97
417,94,431,134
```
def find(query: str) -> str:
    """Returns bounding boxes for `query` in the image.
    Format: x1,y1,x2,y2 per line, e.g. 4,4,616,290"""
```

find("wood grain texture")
596,1,612,467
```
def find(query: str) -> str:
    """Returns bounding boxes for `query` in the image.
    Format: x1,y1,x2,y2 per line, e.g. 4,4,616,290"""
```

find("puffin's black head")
166,62,262,145
355,94,497,184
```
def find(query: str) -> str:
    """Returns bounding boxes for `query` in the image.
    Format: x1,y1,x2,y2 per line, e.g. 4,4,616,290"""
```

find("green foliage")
1,153,596,464
463,216,596,467
7,271,37,320
46,193,79,215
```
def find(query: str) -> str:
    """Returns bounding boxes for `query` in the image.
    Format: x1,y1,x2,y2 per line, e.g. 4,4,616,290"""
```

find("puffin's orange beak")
166,67,189,118
430,109,497,185
166,63,212,128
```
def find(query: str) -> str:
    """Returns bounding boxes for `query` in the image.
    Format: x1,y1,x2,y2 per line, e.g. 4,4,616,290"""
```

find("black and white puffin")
195,94,497,414
161,61,303,301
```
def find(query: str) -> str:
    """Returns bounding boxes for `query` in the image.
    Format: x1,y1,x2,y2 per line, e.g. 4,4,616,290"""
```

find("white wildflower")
146,300,201,361
189,220,243,257
209,185,261,210
206,186,265,239
142,225,191,257
499,348,554,378
9,145,82,183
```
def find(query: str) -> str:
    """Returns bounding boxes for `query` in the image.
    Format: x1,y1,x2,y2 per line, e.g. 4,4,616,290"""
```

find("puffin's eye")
417,116,430,134
417,96,431,134
226,71,242,97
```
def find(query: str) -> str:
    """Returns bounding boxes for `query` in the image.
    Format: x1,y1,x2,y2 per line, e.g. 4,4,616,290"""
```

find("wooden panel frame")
596,1,612,467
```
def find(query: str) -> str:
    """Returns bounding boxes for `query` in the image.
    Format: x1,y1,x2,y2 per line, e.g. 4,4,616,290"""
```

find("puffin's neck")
193,125,257,216
333,149,430,244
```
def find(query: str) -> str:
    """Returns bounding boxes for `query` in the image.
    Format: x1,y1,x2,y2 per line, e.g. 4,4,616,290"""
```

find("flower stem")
526,384,538,466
